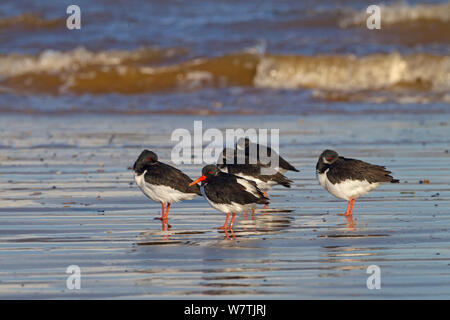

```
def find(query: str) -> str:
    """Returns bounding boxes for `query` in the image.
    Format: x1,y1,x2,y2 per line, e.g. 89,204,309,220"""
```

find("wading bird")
190,165,269,231
316,149,399,216
133,150,201,228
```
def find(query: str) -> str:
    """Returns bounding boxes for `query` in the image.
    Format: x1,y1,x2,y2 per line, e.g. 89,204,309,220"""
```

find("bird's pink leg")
342,198,355,216
217,213,230,230
345,199,351,215
346,215,354,231
230,213,237,229
156,202,166,220
164,203,171,228
164,203,171,219
223,226,236,240
338,198,354,216
347,199,355,216
262,192,269,210
160,203,167,231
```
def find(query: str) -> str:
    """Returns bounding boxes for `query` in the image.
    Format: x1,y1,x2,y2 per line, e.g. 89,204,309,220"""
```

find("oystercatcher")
217,148,293,191
316,149,399,216
189,165,269,229
133,150,201,227
236,137,299,173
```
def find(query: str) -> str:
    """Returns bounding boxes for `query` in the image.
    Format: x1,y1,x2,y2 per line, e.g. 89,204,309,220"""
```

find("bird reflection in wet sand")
317,245,380,280
222,228,236,240
229,210,294,238
162,230,171,241
137,210,293,243
344,215,354,231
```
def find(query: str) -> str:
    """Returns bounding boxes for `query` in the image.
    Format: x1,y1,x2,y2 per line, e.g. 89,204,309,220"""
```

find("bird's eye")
208,171,212,174
328,157,333,160
147,158,153,162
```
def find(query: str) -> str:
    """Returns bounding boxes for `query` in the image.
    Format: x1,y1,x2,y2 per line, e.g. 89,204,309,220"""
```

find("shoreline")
1,112,449,298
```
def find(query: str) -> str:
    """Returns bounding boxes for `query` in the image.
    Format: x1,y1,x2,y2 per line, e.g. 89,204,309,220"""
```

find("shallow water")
0,113,449,299
1,0,449,299
1,0,449,113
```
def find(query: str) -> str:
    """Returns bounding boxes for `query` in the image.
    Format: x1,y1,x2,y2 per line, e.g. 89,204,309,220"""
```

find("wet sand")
0,113,449,299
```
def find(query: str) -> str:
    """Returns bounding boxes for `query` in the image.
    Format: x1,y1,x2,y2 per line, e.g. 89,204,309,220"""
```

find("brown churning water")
0,0,449,114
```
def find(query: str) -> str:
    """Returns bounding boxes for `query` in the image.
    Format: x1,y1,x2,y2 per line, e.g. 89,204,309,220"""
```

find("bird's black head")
133,149,158,174
189,164,221,187
202,165,221,180
319,149,339,164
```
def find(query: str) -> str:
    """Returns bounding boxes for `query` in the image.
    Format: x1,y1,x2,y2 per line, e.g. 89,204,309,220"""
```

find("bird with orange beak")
190,165,269,230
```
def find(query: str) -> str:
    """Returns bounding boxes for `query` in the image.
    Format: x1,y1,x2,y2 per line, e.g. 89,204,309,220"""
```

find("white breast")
324,175,380,201
316,169,328,190
135,171,197,204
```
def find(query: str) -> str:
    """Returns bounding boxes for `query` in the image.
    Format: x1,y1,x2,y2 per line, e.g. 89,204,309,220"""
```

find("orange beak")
189,175,206,186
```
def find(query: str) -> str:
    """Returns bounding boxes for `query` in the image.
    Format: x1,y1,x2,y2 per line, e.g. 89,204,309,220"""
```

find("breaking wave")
0,47,449,103
0,12,63,29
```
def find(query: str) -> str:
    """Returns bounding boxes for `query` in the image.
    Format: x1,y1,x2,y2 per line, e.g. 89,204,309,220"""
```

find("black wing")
277,154,299,172
266,172,293,188
327,157,398,184
144,162,201,195
204,173,269,205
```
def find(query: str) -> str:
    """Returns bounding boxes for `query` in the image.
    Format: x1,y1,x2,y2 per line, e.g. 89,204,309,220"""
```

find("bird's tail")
279,157,299,172
273,172,293,188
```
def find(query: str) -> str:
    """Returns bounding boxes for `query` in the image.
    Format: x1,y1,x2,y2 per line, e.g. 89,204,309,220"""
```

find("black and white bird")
189,165,269,229
133,150,201,226
316,150,399,216
236,137,299,174
217,148,293,192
